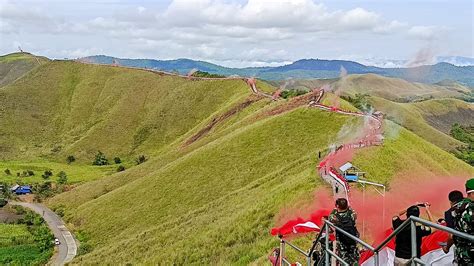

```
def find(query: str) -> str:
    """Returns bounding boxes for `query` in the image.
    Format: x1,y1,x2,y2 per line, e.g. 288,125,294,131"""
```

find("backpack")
335,209,359,246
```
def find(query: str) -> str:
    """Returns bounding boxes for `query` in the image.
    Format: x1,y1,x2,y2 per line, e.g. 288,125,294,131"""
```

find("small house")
339,162,365,182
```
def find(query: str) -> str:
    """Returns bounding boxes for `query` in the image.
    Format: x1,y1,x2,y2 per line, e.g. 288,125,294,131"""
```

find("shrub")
136,155,147,165
66,155,76,164
4,169,11,176
117,165,126,172
41,170,53,180
27,170,34,176
280,89,307,99
57,171,68,185
92,151,109,166
113,157,122,164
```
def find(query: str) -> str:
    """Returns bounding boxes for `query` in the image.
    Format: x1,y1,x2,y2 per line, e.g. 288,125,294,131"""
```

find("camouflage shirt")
329,208,357,224
452,198,474,264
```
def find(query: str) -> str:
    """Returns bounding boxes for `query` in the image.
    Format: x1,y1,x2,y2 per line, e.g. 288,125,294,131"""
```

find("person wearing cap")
451,178,474,265
392,204,433,265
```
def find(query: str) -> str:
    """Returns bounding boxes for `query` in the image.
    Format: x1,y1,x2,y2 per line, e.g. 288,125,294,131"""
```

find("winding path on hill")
309,89,384,200
9,201,77,266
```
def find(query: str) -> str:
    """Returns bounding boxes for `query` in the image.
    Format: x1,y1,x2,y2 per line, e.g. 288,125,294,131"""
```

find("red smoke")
271,175,468,242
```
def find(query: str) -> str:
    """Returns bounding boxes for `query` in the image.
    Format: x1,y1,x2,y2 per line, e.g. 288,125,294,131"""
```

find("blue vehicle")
12,185,32,195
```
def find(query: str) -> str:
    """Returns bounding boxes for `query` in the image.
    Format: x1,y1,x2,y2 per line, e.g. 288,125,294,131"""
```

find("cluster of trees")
14,207,54,253
92,151,148,172
280,89,307,99
4,169,35,177
341,93,373,112
191,70,226,78
450,123,474,166
40,170,67,184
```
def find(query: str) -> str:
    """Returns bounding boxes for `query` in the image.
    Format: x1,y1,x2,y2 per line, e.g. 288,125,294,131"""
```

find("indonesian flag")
293,221,320,234
270,209,330,236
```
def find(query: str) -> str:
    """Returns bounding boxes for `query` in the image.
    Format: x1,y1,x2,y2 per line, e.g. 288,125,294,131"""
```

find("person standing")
392,204,432,265
442,190,463,254
329,198,359,265
452,178,474,265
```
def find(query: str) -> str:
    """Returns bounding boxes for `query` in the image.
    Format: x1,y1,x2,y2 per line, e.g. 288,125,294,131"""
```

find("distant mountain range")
79,55,474,86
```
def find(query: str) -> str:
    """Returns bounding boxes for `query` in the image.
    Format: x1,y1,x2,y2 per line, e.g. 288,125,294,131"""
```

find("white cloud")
0,0,466,67
407,25,448,40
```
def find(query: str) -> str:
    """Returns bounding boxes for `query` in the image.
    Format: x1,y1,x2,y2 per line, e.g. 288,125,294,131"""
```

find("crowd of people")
325,178,474,265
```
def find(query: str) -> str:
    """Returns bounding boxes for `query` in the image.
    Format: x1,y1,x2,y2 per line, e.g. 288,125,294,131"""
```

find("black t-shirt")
392,217,432,259
444,207,455,228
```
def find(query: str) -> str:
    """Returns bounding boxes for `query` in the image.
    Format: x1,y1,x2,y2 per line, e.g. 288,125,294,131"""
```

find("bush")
280,89,307,99
41,170,53,180
117,165,126,172
113,157,122,164
340,93,372,112
92,151,109,166
4,169,11,176
57,171,68,185
66,155,76,164
191,70,226,78
136,155,147,165
27,170,34,176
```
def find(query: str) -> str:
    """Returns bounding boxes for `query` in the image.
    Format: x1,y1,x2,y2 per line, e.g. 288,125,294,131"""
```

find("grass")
353,121,473,184
0,60,251,161
0,161,115,184
49,107,472,264
0,224,52,265
370,96,465,151
1,53,472,264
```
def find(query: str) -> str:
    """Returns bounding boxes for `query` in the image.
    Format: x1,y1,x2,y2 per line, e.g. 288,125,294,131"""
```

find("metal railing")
277,216,474,266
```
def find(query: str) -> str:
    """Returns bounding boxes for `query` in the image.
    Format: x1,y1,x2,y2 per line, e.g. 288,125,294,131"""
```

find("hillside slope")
0,52,49,87
1,54,471,264
0,60,254,161
289,74,470,102
49,107,472,264
370,97,472,151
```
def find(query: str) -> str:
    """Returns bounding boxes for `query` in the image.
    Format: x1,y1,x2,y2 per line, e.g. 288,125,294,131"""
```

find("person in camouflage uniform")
329,198,359,265
452,178,474,265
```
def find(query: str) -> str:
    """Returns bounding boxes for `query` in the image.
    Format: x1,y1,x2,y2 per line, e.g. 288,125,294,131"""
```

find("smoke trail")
406,46,436,67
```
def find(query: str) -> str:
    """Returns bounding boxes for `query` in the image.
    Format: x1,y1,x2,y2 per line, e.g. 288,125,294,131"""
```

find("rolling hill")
0,59,254,161
0,53,472,264
81,55,474,86
0,52,49,87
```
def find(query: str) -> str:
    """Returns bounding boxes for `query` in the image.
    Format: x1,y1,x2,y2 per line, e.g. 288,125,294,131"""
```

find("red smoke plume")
272,175,468,241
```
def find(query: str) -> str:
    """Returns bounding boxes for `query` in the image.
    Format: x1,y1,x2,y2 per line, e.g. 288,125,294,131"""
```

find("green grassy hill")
1,53,472,264
286,74,471,102
370,97,473,151
48,106,472,265
0,52,49,87
0,60,253,161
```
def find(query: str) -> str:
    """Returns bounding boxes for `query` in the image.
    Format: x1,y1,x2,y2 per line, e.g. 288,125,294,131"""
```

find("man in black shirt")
392,204,433,265
445,190,464,228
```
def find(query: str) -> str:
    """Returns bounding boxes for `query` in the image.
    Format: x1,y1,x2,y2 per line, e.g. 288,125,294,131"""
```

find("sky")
0,0,472,67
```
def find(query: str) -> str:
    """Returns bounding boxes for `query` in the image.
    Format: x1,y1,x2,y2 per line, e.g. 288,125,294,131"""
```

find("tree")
136,155,147,165
66,155,76,164
4,169,11,176
117,165,125,172
113,157,122,164
41,170,53,180
92,151,109,166
57,171,68,185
